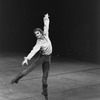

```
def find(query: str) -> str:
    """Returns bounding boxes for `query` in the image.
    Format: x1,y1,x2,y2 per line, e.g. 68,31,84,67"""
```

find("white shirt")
26,15,52,60
26,35,52,60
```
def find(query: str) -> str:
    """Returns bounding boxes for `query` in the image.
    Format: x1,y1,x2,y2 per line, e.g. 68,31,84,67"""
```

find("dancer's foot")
42,84,48,96
42,91,48,96
11,78,19,84
11,74,23,84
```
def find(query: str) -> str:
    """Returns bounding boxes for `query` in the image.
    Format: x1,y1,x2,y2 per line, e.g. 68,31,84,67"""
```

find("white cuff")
24,57,29,60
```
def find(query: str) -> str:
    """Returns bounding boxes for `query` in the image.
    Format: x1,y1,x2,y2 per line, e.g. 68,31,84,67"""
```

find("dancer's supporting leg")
42,55,51,96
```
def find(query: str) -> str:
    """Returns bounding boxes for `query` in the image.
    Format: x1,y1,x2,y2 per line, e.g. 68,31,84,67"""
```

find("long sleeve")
26,41,41,60
43,14,50,36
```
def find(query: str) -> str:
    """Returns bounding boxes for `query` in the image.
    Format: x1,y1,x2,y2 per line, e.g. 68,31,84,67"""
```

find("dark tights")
15,54,51,85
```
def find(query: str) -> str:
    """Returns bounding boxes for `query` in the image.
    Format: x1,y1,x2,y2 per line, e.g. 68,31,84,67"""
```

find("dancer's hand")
43,13,49,23
22,57,28,66
44,13,49,19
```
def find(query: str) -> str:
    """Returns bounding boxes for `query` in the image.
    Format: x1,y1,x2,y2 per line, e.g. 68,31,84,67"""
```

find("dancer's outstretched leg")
11,56,42,84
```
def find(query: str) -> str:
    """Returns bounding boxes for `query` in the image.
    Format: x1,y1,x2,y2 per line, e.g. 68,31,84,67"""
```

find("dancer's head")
33,28,43,38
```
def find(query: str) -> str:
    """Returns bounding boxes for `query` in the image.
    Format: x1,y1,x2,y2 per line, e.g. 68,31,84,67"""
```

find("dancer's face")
35,31,42,38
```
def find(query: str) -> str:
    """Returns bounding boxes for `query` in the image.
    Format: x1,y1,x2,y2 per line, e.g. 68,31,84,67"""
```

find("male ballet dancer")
11,13,52,97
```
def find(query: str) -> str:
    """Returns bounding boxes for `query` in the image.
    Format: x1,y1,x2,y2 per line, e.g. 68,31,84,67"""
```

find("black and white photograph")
0,0,100,100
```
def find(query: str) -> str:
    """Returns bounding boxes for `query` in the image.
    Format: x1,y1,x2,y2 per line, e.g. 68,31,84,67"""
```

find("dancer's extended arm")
43,13,50,36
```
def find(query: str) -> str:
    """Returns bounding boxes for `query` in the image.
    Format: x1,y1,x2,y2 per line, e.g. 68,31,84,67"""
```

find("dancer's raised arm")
43,13,50,36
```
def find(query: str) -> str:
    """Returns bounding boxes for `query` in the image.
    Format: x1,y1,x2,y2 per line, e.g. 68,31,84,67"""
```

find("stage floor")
0,53,100,100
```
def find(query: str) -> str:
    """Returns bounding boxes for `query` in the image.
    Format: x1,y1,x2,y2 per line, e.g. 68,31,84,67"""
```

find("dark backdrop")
0,0,100,63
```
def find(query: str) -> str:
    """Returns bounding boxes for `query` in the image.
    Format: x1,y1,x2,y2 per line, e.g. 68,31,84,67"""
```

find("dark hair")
33,28,43,35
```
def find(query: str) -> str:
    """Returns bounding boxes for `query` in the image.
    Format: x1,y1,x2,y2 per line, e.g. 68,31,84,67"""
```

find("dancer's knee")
22,70,28,76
